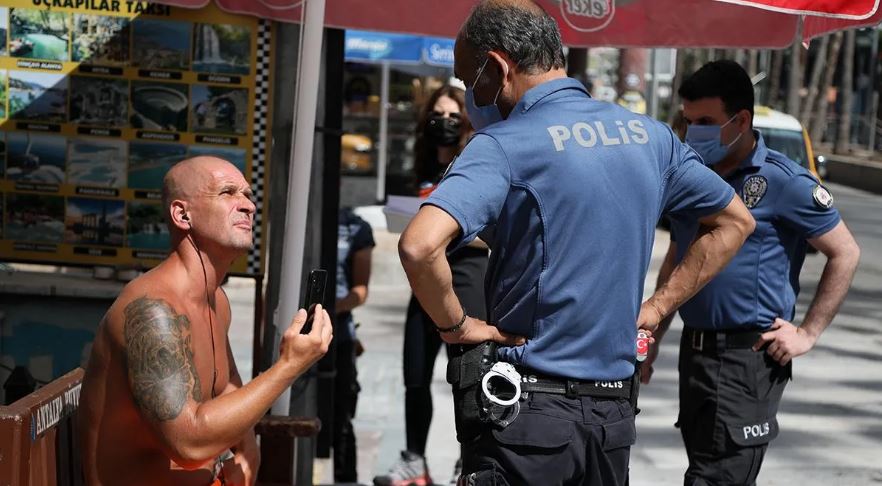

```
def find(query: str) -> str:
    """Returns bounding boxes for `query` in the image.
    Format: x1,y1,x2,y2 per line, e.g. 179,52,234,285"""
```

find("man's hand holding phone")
278,269,333,376
278,305,333,377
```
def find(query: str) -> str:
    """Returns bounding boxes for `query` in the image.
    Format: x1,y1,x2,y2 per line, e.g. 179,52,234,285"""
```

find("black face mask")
425,115,461,147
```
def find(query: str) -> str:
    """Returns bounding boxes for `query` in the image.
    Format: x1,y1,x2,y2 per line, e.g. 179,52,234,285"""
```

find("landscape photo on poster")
9,8,70,62
192,23,251,74
132,18,191,71
0,7,8,57
64,197,125,247
69,76,130,127
9,70,68,123
188,145,247,174
6,132,67,184
72,14,130,66
128,141,188,190
131,81,189,132
5,193,65,243
127,201,170,250
0,70,7,119
67,138,128,188
191,84,248,135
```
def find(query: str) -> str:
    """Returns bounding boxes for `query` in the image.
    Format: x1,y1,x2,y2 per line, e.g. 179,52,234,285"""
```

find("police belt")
517,371,632,400
684,327,763,352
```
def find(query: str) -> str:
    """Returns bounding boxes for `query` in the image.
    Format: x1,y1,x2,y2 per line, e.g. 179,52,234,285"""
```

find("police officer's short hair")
461,0,566,74
678,60,755,121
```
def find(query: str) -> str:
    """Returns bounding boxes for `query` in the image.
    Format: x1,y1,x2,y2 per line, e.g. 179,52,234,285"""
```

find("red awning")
715,0,879,19
155,0,881,48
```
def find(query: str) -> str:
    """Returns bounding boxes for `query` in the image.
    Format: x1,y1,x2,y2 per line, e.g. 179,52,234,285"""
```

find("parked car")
753,105,824,180
341,133,374,174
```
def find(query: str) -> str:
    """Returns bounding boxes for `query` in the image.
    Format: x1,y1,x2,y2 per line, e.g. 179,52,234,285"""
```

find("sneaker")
373,450,433,486
448,458,462,485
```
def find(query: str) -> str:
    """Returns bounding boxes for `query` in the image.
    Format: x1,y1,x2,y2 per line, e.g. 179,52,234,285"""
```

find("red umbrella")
159,0,880,47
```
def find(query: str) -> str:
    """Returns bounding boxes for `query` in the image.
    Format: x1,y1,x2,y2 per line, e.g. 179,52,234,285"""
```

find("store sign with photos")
0,1,273,276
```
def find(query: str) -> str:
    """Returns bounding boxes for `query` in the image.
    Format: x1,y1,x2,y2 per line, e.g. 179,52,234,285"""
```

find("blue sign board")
345,30,455,67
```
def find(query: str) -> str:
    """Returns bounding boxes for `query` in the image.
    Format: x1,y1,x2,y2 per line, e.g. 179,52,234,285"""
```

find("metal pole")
376,60,390,203
271,0,327,415
648,49,659,119
869,91,879,152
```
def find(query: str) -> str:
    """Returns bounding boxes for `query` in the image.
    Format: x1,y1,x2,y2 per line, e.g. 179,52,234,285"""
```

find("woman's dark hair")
413,85,472,186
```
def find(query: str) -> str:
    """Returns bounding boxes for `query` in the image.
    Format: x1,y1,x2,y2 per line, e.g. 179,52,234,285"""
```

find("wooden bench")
0,368,321,486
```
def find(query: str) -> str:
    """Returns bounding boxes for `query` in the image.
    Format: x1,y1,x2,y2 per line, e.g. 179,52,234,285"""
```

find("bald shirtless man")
78,157,333,486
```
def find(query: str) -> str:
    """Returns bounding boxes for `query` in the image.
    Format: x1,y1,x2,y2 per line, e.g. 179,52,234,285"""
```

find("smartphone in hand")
301,269,327,334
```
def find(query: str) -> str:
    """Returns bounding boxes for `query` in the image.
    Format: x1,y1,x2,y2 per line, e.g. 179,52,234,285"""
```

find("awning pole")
376,60,390,203
271,0,327,415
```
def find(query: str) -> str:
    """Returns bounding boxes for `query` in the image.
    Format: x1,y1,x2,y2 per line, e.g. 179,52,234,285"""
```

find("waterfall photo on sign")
192,23,251,74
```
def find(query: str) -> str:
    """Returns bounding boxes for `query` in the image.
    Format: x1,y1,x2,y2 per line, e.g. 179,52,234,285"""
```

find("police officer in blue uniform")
398,2,756,485
642,60,861,486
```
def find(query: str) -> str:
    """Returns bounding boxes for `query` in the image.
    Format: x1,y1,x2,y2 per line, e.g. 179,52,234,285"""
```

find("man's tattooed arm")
124,296,202,422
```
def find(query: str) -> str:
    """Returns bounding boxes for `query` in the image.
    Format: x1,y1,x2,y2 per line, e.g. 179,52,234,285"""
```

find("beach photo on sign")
192,23,251,74
73,14,130,66
0,8,8,56
6,132,66,184
0,70,7,119
68,138,127,188
69,76,129,126
128,141,187,190
9,70,68,123
65,197,125,247
5,193,65,243
191,85,248,135
9,8,70,62
132,19,191,71
131,81,189,132
188,145,247,174
127,201,170,250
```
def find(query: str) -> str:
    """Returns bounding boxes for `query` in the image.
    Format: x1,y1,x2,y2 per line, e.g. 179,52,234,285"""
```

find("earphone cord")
188,232,218,399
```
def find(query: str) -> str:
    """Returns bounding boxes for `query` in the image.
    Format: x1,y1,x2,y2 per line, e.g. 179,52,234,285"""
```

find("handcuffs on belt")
481,361,523,427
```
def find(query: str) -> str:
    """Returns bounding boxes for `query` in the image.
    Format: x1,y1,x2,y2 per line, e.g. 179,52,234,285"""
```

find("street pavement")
227,182,882,485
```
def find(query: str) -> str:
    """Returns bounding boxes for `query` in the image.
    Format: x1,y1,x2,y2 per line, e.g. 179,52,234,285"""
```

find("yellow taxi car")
341,133,374,174
753,105,825,179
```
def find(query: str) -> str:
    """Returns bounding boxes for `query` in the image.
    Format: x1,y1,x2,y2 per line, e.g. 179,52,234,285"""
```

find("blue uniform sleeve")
662,139,735,219
775,174,841,238
424,134,511,249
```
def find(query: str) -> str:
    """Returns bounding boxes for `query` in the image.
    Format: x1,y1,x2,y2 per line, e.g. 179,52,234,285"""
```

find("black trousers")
403,247,488,455
678,331,791,486
333,337,359,482
461,392,635,486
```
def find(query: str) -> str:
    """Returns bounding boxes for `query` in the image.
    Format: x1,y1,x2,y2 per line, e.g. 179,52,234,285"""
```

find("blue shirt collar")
515,77,590,114
739,129,768,169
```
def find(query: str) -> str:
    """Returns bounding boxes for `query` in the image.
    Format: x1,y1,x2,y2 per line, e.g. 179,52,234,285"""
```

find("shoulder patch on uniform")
812,184,834,209
741,175,768,209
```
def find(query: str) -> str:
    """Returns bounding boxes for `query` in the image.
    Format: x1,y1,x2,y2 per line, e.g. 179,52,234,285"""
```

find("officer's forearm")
652,243,678,341
647,198,754,319
799,251,859,341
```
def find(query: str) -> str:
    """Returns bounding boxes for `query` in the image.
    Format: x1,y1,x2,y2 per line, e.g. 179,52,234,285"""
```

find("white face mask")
464,58,503,130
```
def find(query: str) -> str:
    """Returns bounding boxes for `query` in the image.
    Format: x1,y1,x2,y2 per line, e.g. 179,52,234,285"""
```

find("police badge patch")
741,175,768,209
812,184,834,209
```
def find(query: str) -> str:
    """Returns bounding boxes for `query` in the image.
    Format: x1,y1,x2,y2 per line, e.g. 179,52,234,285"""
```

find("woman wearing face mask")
373,85,487,486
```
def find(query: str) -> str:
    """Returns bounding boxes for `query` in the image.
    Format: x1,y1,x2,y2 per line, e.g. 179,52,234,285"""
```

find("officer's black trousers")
678,332,790,486
461,392,635,486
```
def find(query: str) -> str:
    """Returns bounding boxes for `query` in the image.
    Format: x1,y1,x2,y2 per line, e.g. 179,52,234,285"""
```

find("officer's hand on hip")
637,301,663,334
752,318,817,365
441,316,527,346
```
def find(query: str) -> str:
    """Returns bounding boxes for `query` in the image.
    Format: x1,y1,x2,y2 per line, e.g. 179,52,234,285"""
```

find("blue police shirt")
425,78,735,380
669,131,841,331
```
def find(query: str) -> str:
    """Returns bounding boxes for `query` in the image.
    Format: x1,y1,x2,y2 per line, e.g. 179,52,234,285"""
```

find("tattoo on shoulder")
123,296,202,421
